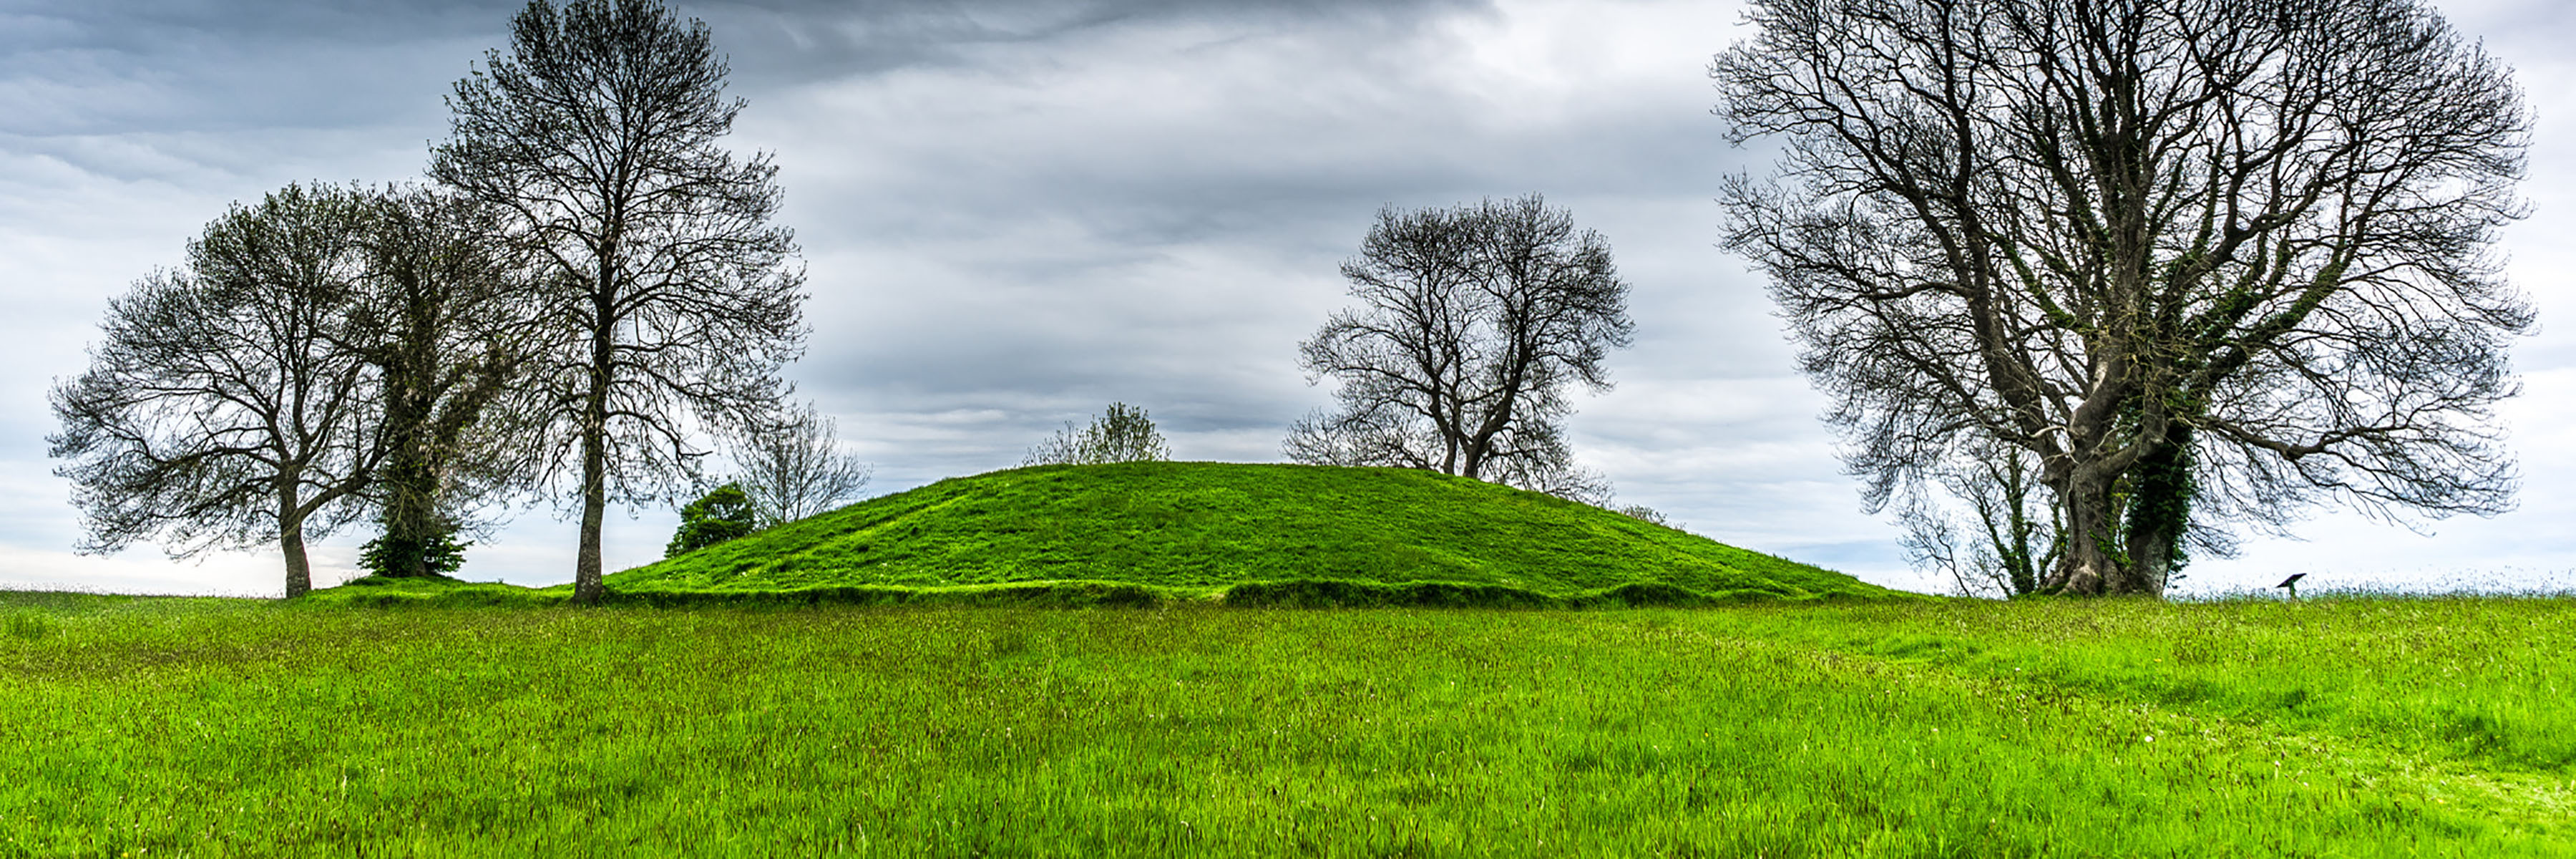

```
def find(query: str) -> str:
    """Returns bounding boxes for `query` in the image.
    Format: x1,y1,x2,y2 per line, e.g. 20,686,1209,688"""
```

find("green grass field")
7,465,2567,855
5,593,2571,856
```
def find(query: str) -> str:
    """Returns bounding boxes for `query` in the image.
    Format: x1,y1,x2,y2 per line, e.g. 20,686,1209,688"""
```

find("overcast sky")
4,0,2572,598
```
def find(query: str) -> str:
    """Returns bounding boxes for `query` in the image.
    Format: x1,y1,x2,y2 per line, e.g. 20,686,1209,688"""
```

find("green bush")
356,531,471,578
668,482,760,557
1023,402,1169,465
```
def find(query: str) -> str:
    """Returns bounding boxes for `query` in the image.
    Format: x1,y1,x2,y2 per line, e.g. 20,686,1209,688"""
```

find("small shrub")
668,483,760,557
1025,402,1170,465
356,531,471,578
1615,504,1671,526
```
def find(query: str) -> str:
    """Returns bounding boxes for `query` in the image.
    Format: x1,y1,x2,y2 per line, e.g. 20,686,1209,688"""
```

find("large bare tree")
50,184,384,598
1715,0,2531,596
433,0,805,603
1287,195,1632,497
346,185,543,578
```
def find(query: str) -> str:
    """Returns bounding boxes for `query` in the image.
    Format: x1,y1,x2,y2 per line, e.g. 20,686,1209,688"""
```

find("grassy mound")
601,462,1893,606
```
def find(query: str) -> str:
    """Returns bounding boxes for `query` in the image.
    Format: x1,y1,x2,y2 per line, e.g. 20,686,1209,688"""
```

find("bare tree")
1287,195,1633,494
1025,402,1171,466
1715,0,2530,596
732,401,872,525
1282,406,1440,470
1613,503,1672,528
1898,440,2061,598
433,0,806,603
347,185,543,578
49,183,384,598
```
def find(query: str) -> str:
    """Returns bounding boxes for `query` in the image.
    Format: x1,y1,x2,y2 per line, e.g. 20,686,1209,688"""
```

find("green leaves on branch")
359,532,472,579
668,483,761,558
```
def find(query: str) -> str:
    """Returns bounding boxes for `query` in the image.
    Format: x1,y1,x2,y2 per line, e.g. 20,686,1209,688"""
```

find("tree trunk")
381,417,437,578
279,485,312,599
379,344,436,577
2122,430,2192,598
2127,526,2177,596
2049,471,2119,596
573,410,608,605
2049,465,2168,596
571,316,613,606
2050,492,2112,593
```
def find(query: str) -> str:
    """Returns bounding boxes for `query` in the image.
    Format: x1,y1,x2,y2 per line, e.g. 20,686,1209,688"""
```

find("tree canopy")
50,184,384,598
1286,194,1631,500
348,185,542,578
1714,0,2532,596
433,0,805,603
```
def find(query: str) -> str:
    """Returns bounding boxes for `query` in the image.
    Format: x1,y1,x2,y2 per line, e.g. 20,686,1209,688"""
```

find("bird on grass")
2275,573,2307,601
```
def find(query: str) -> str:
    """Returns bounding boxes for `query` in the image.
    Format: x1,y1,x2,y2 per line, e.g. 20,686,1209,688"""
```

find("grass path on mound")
2,596,2569,856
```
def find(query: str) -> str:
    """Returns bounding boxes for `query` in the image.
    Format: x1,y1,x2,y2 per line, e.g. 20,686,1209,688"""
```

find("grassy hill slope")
602,462,1889,605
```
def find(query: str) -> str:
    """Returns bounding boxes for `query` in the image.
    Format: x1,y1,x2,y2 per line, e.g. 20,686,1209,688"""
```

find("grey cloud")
0,0,1919,592
0,4,502,136
738,0,1820,566
0,0,1484,140
694,0,1494,84
12,0,2565,596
